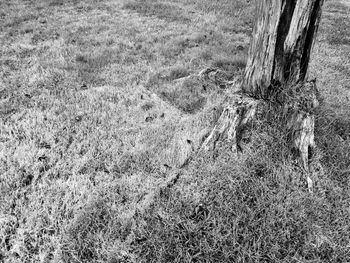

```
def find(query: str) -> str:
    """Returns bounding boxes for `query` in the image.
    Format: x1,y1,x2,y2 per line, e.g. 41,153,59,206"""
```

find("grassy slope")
0,0,349,262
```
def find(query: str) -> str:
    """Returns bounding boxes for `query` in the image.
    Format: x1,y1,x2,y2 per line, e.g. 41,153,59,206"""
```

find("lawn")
0,0,349,262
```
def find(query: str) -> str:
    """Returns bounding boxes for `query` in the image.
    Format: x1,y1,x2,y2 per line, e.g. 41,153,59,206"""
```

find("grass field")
0,0,350,262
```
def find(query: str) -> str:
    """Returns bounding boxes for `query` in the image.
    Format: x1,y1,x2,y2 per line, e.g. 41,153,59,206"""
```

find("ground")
0,0,349,262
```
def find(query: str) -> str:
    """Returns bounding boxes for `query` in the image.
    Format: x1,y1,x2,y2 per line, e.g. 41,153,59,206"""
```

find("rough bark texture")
284,81,320,171
283,80,320,191
201,0,324,189
201,94,259,153
243,0,324,98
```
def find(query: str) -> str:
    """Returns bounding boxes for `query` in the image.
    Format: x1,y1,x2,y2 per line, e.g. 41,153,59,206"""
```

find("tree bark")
243,0,324,97
201,0,324,189
200,94,259,153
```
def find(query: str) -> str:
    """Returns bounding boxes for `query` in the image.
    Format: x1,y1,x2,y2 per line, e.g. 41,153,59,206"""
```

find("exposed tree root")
198,67,240,90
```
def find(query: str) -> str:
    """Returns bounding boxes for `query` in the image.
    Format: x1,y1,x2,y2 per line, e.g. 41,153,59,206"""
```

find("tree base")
200,80,320,192
200,93,259,154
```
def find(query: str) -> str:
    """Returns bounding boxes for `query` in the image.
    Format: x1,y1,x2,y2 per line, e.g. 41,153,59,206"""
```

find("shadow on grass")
75,48,121,85
4,13,39,28
326,17,350,45
145,66,207,114
129,104,350,263
315,108,350,185
145,53,246,114
48,0,80,7
123,0,191,23
323,2,350,46
146,68,208,114
62,188,133,263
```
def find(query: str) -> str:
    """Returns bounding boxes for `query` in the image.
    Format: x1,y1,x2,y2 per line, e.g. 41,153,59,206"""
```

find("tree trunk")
243,0,324,96
201,0,324,190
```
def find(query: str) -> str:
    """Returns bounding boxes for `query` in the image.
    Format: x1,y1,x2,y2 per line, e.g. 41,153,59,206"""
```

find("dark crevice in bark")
271,0,297,90
200,0,324,192
300,0,322,80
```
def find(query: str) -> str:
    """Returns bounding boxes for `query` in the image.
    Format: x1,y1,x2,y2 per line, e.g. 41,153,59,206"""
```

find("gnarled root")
198,67,239,89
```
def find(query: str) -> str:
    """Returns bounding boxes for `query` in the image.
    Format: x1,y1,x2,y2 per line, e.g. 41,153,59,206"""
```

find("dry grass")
0,0,349,262
130,102,350,262
123,1,191,23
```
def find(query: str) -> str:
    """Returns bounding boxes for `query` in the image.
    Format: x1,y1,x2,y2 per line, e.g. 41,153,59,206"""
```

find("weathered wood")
243,0,324,98
200,0,324,191
284,81,319,173
201,94,259,153
284,81,319,171
285,80,320,191
202,0,324,152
